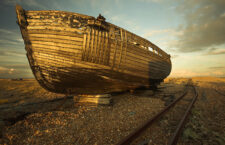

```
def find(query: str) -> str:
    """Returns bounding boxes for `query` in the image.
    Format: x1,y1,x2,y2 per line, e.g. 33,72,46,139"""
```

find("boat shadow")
0,95,84,136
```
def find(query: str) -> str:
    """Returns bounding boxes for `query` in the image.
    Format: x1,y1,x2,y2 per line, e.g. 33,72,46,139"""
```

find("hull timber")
16,5,172,95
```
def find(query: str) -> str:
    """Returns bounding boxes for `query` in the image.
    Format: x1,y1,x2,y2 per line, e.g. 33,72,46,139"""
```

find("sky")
0,0,225,78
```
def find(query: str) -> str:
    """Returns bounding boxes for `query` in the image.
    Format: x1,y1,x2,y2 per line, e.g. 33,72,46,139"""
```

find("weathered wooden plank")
34,53,111,70
84,29,91,61
109,52,169,70
99,31,105,64
26,10,94,19
30,40,83,49
109,46,168,67
121,59,168,71
96,31,102,63
34,56,76,69
111,39,118,68
27,25,83,33
28,33,83,41
123,61,168,74
125,44,167,62
31,52,80,64
109,22,170,58
89,29,95,61
27,29,83,38
106,32,111,65
82,33,87,60
31,46,82,58
32,43,168,75
122,31,128,71
103,32,109,65
29,37,83,46
124,52,169,66
118,28,123,69
27,23,83,30
36,67,83,81
93,29,98,62
29,43,82,51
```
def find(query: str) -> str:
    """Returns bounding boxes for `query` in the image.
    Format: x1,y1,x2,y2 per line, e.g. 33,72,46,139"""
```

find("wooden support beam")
73,94,112,105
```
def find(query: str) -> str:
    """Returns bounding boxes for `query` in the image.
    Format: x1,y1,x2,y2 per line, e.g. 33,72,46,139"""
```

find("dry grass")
0,79,65,106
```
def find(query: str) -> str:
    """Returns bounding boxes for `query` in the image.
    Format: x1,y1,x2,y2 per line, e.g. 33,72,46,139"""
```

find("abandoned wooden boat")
16,5,172,94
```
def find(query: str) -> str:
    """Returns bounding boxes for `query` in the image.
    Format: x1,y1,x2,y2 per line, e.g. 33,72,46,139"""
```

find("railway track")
116,82,198,145
214,89,225,96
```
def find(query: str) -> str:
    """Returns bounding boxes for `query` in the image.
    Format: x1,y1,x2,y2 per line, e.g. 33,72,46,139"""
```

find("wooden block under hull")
73,94,112,105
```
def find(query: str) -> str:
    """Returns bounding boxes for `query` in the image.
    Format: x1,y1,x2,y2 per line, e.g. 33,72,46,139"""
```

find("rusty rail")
214,89,225,96
168,86,198,145
116,88,188,145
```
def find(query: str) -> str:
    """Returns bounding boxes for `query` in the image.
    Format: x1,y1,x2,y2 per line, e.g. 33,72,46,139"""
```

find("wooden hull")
16,5,172,94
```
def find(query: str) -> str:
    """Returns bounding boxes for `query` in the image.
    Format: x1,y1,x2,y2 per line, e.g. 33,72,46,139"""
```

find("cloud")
170,69,210,77
143,29,181,37
0,39,22,45
0,64,32,78
171,54,179,59
8,68,15,74
205,48,225,55
142,28,182,53
0,29,13,34
170,69,225,77
0,50,25,57
89,0,118,11
0,28,23,47
208,66,225,69
212,71,225,76
0,66,15,74
108,14,140,32
173,0,225,52
137,0,164,3
208,66,225,77
1,0,47,9
3,64,29,69
0,66,8,73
